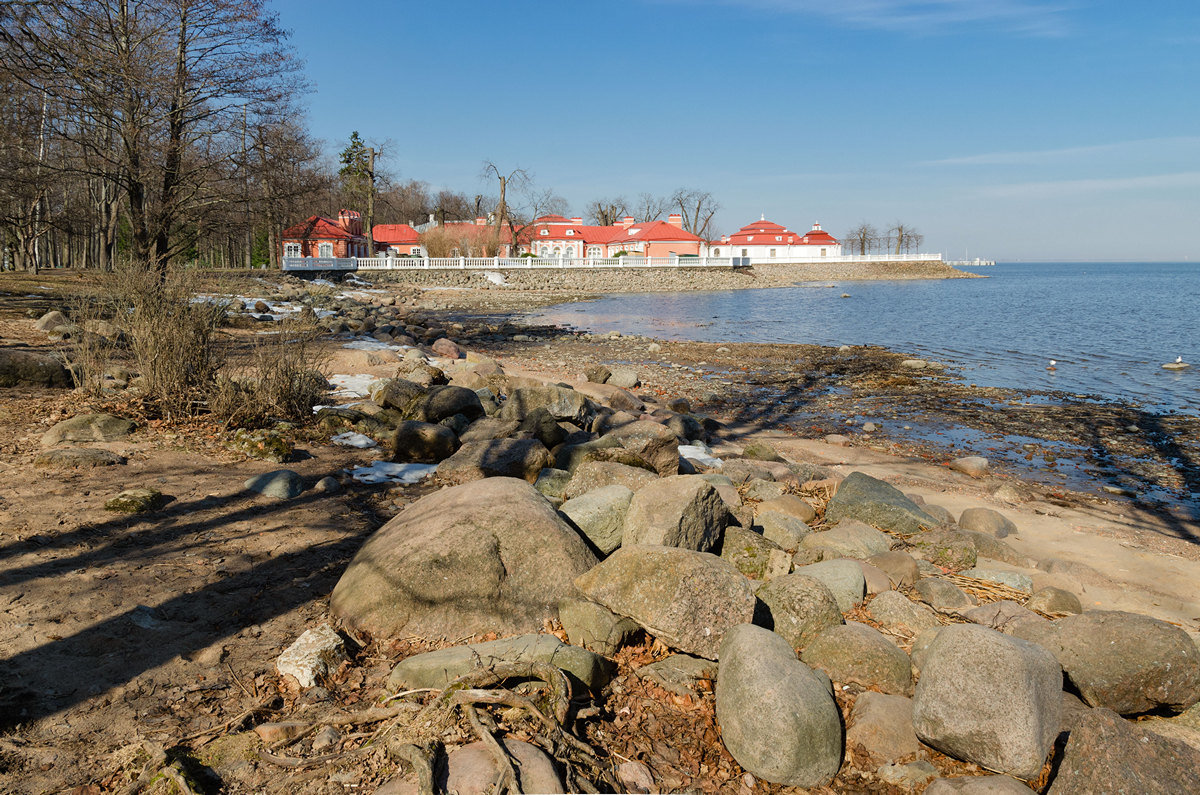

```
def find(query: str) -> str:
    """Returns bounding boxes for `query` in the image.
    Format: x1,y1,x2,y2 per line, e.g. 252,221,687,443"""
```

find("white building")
707,217,842,260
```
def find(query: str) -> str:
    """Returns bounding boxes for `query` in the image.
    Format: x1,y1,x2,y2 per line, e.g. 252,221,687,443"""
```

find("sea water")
532,262,1199,415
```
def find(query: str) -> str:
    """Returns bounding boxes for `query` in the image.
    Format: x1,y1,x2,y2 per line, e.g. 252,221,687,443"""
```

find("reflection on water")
532,262,1199,415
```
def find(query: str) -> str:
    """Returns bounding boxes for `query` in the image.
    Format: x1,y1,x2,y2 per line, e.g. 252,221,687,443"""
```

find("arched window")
712,247,720,256
553,247,562,257
587,246,602,258
539,245,550,257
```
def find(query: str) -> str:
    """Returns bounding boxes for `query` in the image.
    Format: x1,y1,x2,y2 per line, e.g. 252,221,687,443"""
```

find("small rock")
559,484,634,555
949,456,990,478
866,550,920,588
622,475,728,552
857,560,893,594
42,413,135,446
963,600,1046,633
104,488,164,514
253,722,310,744
34,448,125,469
608,367,640,389
926,776,1036,793
960,567,1033,593
741,441,784,462
1026,586,1082,615
244,469,304,499
867,590,941,635
824,433,850,446
558,598,640,656
313,476,341,494
758,494,817,524
959,507,1017,538
275,625,347,688
846,692,921,763
877,760,938,789
635,653,718,697
914,578,977,611
617,760,656,793
800,519,892,560
755,510,811,550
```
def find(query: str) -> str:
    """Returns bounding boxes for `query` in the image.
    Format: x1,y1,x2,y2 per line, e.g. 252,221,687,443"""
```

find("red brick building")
281,210,369,259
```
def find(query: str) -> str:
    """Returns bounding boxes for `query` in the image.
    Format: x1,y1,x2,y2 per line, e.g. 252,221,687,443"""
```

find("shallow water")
533,262,1199,415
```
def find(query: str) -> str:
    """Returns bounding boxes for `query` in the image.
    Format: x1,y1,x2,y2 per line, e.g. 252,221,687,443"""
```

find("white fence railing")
282,255,750,272
758,253,944,264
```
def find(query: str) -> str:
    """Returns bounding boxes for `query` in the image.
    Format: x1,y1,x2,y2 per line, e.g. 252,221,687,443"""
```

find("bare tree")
888,222,922,255
586,196,628,226
481,161,529,235
670,188,720,239
843,222,879,255
632,192,670,223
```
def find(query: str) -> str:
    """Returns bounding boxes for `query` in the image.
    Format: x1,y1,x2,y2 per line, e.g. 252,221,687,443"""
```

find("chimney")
338,209,362,236
570,217,583,225
812,222,822,231
667,213,684,229
620,216,636,230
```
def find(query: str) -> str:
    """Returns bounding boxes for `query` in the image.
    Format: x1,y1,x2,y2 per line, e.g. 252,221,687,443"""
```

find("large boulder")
1013,610,1200,715
574,545,755,660
720,526,784,579
1047,707,1200,794
573,381,644,413
910,530,979,570
42,413,135,446
558,484,634,555
622,475,728,552
715,624,842,787
758,494,817,524
378,738,564,795
802,622,913,696
601,420,681,476
926,777,1035,794
562,460,658,500
867,590,941,635
558,597,640,657
436,438,553,484
516,407,567,449
959,507,1018,538
912,624,1062,779
825,471,938,534
799,519,892,561
0,347,73,388
372,378,426,413
407,385,484,424
499,385,593,425
755,574,844,649
331,478,597,639
755,510,811,550
390,420,458,463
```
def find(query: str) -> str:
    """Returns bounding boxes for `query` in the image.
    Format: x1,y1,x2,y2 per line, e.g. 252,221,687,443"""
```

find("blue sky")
280,1,1200,261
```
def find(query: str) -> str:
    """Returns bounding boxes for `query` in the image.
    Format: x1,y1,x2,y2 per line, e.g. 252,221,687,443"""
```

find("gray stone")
104,487,164,513
390,420,459,463
35,309,69,331
562,460,658,500
533,467,572,502
558,598,639,657
913,624,1062,779
755,574,844,649
608,366,640,389
867,550,920,587
721,458,777,484
1047,707,1200,795
430,337,461,359
559,484,634,555
716,624,842,787
720,525,784,579
34,447,126,469
758,494,817,524
517,406,567,448
914,578,977,611
743,478,785,502
793,559,867,613
867,590,941,635
436,438,552,484
825,471,938,534
755,510,810,550
332,478,597,639
958,530,1034,567
857,561,893,594
313,476,341,494
622,475,727,552
42,413,135,446
1026,586,1082,615
959,507,1018,538
276,625,347,688
910,627,943,677
877,760,938,789
244,469,304,499
961,568,1034,593
922,503,956,526
799,519,892,560
802,622,913,695
0,347,73,388
1014,610,1200,715
740,440,785,462
584,364,611,384
499,385,593,425
386,633,613,694
910,530,979,570
846,692,921,763
407,385,484,424
964,600,1047,633
601,420,681,476
371,378,427,413
635,653,717,696
377,738,564,795
574,545,755,660
926,776,1036,794
458,417,521,442
949,456,990,478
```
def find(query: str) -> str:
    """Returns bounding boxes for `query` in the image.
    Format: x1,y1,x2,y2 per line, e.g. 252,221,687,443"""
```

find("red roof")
520,216,703,246
281,215,363,241
372,223,419,245
725,219,838,246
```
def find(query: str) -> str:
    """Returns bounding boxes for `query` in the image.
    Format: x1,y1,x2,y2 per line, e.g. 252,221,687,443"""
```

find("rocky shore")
2,270,1198,794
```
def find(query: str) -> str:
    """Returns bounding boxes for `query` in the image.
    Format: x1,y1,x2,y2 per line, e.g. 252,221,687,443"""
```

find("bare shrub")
209,320,329,428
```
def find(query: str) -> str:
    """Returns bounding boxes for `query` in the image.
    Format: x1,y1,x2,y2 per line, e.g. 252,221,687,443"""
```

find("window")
821,248,827,256
712,248,720,256
587,246,602,258
540,229,549,236
284,243,300,258
776,236,782,241
566,229,574,236
553,247,562,257
741,248,748,257
770,248,777,257
318,242,333,257
539,245,550,257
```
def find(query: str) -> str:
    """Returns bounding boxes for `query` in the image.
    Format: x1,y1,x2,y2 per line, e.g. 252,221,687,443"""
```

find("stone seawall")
371,260,978,294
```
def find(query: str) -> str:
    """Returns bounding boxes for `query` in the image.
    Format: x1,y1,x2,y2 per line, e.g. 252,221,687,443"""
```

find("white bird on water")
1163,356,1190,370
1046,359,1057,371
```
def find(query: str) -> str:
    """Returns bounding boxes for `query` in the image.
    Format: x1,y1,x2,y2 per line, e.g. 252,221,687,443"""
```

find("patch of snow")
310,278,337,288
679,444,722,468
342,339,409,352
331,431,378,449
482,270,507,286
327,373,378,398
348,461,437,485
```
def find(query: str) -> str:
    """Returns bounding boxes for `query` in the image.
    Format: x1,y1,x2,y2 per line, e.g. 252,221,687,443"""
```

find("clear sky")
279,0,1200,261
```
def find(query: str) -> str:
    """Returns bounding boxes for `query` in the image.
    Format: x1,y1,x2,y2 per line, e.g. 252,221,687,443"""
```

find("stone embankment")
373,259,978,293
244,289,1196,792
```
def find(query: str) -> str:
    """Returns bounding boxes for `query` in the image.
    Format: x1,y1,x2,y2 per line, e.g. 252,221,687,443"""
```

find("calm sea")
532,262,1199,415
